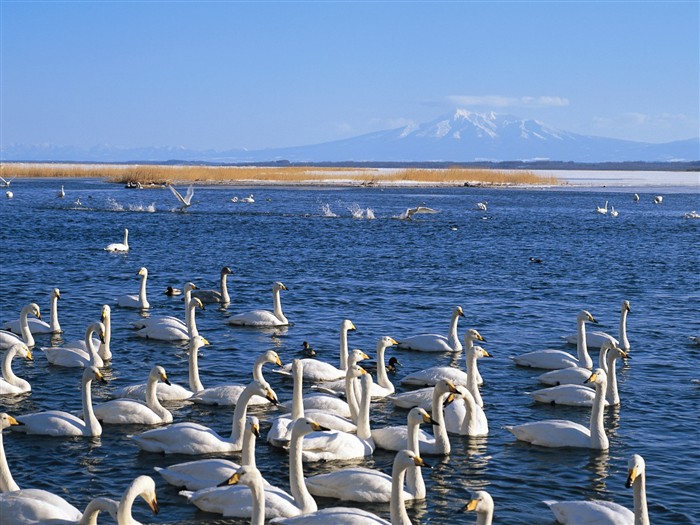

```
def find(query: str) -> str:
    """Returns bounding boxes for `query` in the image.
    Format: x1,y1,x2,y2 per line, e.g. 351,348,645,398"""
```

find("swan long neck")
345,371,360,423
85,326,102,368
460,393,479,436
447,311,461,351
272,288,287,324
376,343,391,390
241,425,257,469
476,508,494,525
289,429,317,513
598,346,610,373
0,428,20,492
339,327,349,370
1,348,19,387
98,311,111,361
432,390,451,455
405,418,425,499
356,375,372,440
605,351,620,405
589,378,608,450
291,362,304,420
248,475,266,525
229,387,256,446
634,471,650,525
80,497,116,525
186,301,199,338
188,342,204,393
19,306,35,347
252,356,267,383
50,294,61,333
82,375,101,437
117,478,147,525
390,461,410,525
576,318,593,368
145,376,170,422
620,307,630,351
139,273,150,309
465,350,483,407
219,273,230,304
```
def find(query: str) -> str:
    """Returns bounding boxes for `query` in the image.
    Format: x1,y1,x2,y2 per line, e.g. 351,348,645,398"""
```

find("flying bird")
398,206,438,220
168,184,194,210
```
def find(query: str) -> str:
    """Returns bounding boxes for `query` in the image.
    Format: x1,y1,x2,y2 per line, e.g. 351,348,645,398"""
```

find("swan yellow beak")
457,307,464,316
95,370,107,383
413,455,430,468
387,337,398,346
161,374,171,386
585,371,598,384
480,349,492,358
274,355,283,366
201,337,210,346
8,416,22,426
360,352,370,360
310,421,330,432
349,322,357,331
265,389,279,405
25,349,33,361
220,471,241,487
99,331,106,344
148,496,159,515
446,380,459,393
465,498,479,511
252,423,260,437
423,413,438,426
626,466,638,488
358,367,368,375
589,314,599,323
56,291,61,299
473,331,485,342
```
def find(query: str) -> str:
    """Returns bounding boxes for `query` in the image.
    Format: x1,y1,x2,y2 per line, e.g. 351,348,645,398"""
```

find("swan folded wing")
0,490,82,524
545,499,633,524
305,467,412,503
156,459,241,490
0,331,24,349
42,347,91,368
132,316,185,330
93,399,164,425
280,394,352,418
511,350,581,369
183,485,301,519
228,310,286,327
537,367,593,386
270,507,390,524
400,366,468,387
371,426,437,454
135,324,189,341
507,420,591,448
529,385,605,407
190,386,269,406
191,290,222,303
117,294,140,308
112,382,193,401
397,334,451,352
564,331,618,349
15,411,87,436
301,431,374,461
1,319,52,335
388,388,433,410
131,422,231,454
276,360,345,382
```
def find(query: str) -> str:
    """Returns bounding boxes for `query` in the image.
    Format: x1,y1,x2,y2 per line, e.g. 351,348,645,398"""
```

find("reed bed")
1,163,559,186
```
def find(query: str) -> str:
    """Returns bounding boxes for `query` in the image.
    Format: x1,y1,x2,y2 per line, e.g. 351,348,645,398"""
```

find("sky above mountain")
2,2,698,153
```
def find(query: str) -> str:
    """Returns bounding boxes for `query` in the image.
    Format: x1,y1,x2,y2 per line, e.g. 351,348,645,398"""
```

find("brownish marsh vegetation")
1,163,560,186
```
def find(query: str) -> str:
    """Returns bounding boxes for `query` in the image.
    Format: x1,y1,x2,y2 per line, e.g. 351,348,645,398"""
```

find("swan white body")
13,367,105,437
43,322,105,368
444,385,488,437
117,267,150,309
506,369,609,449
93,366,173,425
596,201,609,214
0,303,41,349
190,350,282,406
564,300,630,351
132,282,196,331
62,305,112,362
135,297,203,341
105,228,129,252
155,416,263,491
130,381,278,454
2,289,62,335
397,306,464,352
169,184,194,209
191,266,232,304
58,185,65,198
610,206,619,217
228,281,288,326
398,206,438,220
512,310,596,369
0,344,33,395
546,454,649,525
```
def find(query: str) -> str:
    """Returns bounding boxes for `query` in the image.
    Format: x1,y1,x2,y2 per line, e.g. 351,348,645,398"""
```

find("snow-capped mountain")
2,110,698,163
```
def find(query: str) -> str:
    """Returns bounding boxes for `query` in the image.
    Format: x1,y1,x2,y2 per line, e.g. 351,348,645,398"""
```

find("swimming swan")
92,366,173,425
536,338,614,387
397,306,465,352
464,490,494,525
117,267,150,309
130,380,279,454
2,289,62,335
155,416,263,491
506,368,609,449
62,305,112,361
191,266,233,304
132,282,197,338
596,201,609,214
105,228,129,252
444,384,488,437
545,453,649,524
0,303,41,349
14,367,106,437
43,322,106,368
135,297,203,341
228,281,288,327
564,300,630,351
512,310,597,369
190,350,283,406
0,344,33,395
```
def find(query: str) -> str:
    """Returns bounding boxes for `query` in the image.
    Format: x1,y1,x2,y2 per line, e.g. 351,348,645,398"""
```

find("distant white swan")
191,266,233,304
0,344,33,395
93,366,173,425
596,201,609,214
105,228,129,252
241,194,255,203
633,193,640,202
564,300,630,351
397,306,465,352
465,490,494,525
545,454,649,524
512,310,597,369
0,303,41,349
506,368,609,449
475,202,488,211
14,367,106,437
155,416,262,490
57,185,65,198
683,210,700,219
117,267,150,309
130,380,279,454
0,175,16,187
169,183,194,210
5,191,12,199
610,206,619,217
653,195,663,204
2,288,62,335
397,205,438,220
42,321,105,368
228,281,288,327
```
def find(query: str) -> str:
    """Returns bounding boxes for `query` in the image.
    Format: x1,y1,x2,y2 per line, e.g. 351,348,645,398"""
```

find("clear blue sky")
1,1,698,151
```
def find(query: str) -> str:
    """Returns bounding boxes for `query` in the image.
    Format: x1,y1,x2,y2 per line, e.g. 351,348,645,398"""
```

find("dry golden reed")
0,163,559,186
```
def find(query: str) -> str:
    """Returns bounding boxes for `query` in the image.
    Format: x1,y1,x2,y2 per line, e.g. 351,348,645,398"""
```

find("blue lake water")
1,177,699,524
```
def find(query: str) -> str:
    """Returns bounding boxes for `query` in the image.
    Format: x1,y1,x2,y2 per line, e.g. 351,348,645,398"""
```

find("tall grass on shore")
0,163,559,186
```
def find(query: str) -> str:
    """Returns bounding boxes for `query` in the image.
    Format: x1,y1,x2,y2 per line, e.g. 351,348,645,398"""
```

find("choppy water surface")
1,177,699,524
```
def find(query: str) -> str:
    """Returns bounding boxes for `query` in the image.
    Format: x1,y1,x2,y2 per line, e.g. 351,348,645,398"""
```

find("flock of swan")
0,256,659,525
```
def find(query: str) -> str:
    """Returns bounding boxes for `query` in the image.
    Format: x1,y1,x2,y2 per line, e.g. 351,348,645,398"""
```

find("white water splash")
128,203,156,213
321,203,338,217
106,198,124,211
365,208,375,220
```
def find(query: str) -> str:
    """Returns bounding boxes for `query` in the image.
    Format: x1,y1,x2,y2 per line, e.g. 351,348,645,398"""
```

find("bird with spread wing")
397,206,438,220
168,184,194,210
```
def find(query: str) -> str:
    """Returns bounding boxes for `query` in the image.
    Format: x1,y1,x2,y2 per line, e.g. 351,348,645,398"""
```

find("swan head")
578,310,598,324
0,413,23,430
189,297,205,311
454,306,465,317
626,454,645,488
52,288,61,299
184,282,198,293
100,305,111,322
190,335,209,353
137,267,148,277
465,490,494,515
221,266,233,276
435,379,460,395
91,322,107,343
264,350,283,367
408,406,438,427
342,319,357,332
249,381,279,405
150,366,171,386
466,329,485,343
129,475,158,515
25,303,41,320
291,417,330,438
246,416,260,438
473,345,492,359
348,349,370,365
273,281,287,292
395,449,430,471
10,343,32,361
377,336,398,350
622,300,631,313
85,366,107,384
584,368,607,386
346,364,368,379
219,465,264,488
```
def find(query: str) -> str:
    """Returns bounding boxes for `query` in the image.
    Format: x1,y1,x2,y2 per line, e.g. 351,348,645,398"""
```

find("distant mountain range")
2,110,698,163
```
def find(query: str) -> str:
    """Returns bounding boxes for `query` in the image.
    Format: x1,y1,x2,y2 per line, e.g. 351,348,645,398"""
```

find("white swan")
506,368,609,449
155,416,263,491
117,267,150,309
536,337,613,387
545,453,649,525
512,310,597,369
169,184,194,210
13,367,106,437
132,282,198,340
130,380,279,454
191,266,233,304
135,297,203,341
62,305,112,362
92,366,173,425
267,360,357,448
228,281,288,327
42,322,105,368
190,350,283,406
398,205,438,220
444,384,488,437
610,206,619,218
241,194,255,203
2,289,62,335
596,201,609,214
0,344,33,395
565,300,630,351
373,379,456,456
399,329,486,387
654,195,663,204
57,185,65,198
105,228,129,252
397,306,464,352
530,342,627,406
475,202,488,211
1,413,24,491
0,303,41,349
633,193,640,202
179,417,324,519
465,490,494,525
